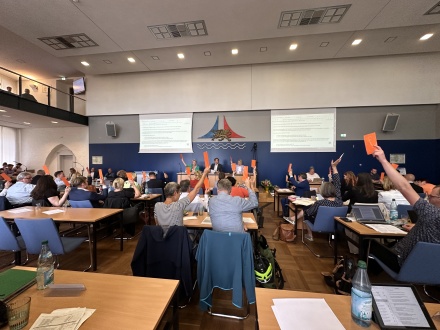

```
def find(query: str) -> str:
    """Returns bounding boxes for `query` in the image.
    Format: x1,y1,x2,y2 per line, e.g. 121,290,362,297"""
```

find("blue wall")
90,139,439,186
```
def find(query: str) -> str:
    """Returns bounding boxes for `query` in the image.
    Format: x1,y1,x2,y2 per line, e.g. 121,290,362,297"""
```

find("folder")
251,159,256,167
98,169,104,181
127,172,134,181
380,172,385,181
61,177,70,187
1,173,12,182
231,163,236,172
243,166,249,180
186,166,190,175
363,132,377,155
43,164,50,175
203,151,210,169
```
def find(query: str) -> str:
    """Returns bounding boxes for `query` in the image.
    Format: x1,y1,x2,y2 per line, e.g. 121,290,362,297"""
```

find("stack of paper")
30,307,95,330
365,224,407,234
271,298,344,330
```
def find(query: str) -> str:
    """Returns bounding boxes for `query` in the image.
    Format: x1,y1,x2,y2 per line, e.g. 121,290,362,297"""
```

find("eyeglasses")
428,195,440,199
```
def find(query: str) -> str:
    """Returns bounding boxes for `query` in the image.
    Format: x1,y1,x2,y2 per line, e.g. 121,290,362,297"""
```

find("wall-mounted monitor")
73,77,86,95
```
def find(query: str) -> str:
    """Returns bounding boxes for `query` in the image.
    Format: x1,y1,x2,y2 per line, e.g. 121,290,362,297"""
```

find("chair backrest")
0,216,21,251
396,204,412,219
312,206,348,233
418,193,426,199
397,242,440,285
15,218,65,255
302,190,317,198
0,196,13,211
195,230,256,311
69,200,93,208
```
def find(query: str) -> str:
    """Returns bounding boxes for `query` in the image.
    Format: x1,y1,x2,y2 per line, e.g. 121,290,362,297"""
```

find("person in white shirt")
306,166,320,181
0,172,35,206
232,159,244,175
54,170,66,188
378,176,410,210
179,179,208,212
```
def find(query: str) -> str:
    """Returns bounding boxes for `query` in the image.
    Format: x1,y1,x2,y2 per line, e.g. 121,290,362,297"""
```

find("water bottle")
36,240,54,290
389,199,398,222
351,260,372,327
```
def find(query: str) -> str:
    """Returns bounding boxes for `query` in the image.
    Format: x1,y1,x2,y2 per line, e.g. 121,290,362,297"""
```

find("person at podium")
210,157,223,173
231,159,244,175
181,158,199,174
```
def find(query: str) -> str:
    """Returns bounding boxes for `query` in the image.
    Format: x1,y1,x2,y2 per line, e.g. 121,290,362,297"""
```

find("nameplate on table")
43,209,65,215
243,217,255,223
7,208,32,214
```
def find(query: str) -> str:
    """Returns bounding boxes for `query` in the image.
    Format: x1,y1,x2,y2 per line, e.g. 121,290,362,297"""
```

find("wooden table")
183,212,257,230
132,194,162,225
273,187,293,217
255,287,440,330
288,198,315,241
334,217,407,264
10,267,179,329
0,207,123,271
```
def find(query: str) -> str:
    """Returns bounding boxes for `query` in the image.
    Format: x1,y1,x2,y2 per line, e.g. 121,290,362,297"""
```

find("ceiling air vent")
38,33,98,50
279,4,351,28
425,1,440,15
148,20,208,39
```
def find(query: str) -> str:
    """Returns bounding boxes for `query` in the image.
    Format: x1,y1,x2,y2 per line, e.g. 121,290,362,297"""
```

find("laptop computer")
351,204,387,224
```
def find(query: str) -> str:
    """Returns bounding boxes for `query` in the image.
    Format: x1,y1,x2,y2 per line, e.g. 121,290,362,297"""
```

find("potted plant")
260,179,272,193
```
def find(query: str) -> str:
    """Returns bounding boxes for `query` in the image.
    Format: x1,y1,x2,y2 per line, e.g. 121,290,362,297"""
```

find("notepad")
0,269,36,301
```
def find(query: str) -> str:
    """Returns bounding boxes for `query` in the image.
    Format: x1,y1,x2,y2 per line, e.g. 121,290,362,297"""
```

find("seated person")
378,176,409,210
343,172,378,208
226,176,249,198
302,159,343,241
210,157,223,173
179,179,208,212
116,170,142,191
306,166,320,182
104,167,116,179
370,146,440,272
20,88,37,101
12,163,23,175
68,176,108,208
189,171,205,191
231,159,244,175
0,172,35,206
370,168,381,183
142,171,168,192
214,172,226,190
54,170,66,190
405,174,424,194
69,168,78,183
281,172,310,219
154,167,209,236
415,178,435,195
30,175,71,206
4,164,14,175
31,169,45,185
209,177,258,233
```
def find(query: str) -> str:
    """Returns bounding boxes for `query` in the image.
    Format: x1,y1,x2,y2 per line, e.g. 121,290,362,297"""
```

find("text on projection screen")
139,113,193,153
271,108,336,152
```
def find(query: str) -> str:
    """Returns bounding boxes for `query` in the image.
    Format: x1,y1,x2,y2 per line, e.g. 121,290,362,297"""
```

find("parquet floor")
1,192,438,329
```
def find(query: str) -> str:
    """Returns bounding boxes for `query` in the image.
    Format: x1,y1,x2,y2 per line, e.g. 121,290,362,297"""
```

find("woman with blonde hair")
378,176,409,210
341,171,357,197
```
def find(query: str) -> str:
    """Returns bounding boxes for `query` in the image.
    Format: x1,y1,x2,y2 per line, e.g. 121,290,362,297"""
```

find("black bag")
322,256,357,295
255,235,284,289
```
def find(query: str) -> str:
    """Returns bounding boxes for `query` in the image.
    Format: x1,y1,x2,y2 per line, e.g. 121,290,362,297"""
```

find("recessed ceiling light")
420,33,433,40
81,61,90,66
51,121,58,124
320,42,329,47
260,47,267,52
103,60,112,64
384,37,397,43
2,115,11,118
177,53,185,59
23,122,31,125
289,44,298,50
231,49,238,55
0,109,6,112
127,57,135,63
352,39,362,45
204,51,211,56
151,56,160,60
61,77,66,80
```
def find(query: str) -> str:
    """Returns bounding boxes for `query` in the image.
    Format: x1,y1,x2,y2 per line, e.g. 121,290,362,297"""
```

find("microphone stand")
74,161,85,176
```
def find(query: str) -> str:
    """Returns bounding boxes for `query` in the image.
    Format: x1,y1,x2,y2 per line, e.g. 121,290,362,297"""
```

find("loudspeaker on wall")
382,113,400,132
105,122,117,137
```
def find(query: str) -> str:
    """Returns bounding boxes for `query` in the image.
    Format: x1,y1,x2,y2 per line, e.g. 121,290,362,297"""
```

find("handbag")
279,223,295,242
272,224,280,241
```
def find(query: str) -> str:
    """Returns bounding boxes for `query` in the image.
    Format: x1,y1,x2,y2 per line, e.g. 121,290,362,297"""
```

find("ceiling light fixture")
204,51,211,56
320,42,329,47
231,49,238,55
289,44,298,50
127,57,135,63
51,121,58,124
23,122,31,125
177,53,185,59
260,47,267,52
81,61,90,66
151,56,160,60
420,33,433,40
103,60,112,64
61,77,66,80
352,39,362,45
0,109,6,112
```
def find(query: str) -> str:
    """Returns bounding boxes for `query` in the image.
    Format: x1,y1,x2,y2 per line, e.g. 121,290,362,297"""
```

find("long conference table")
255,287,440,329
0,207,123,271
10,267,179,329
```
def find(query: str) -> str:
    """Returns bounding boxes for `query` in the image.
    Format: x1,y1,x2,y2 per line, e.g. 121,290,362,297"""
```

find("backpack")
255,235,284,289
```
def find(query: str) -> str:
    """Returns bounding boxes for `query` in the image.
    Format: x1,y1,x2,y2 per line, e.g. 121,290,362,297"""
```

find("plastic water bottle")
389,199,398,222
351,260,372,327
36,240,54,290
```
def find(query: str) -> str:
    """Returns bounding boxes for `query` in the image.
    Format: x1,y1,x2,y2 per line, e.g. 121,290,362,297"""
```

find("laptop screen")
352,205,385,222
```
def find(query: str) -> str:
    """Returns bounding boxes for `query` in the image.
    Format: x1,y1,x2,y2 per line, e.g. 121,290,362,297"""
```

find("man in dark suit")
143,172,169,190
210,158,223,173
69,176,108,208
405,174,424,193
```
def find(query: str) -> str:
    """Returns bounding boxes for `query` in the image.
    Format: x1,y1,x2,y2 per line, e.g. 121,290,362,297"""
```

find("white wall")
86,53,440,116
19,126,89,175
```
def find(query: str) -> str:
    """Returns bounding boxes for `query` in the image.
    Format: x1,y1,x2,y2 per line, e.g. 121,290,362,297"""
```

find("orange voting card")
185,166,191,175
43,165,50,175
142,171,147,179
251,159,256,167
243,166,249,180
363,132,377,155
61,177,70,187
231,163,236,172
391,163,399,170
380,172,385,181
98,169,104,181
204,178,210,191
1,173,12,182
288,163,292,173
203,151,210,169
127,172,134,181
